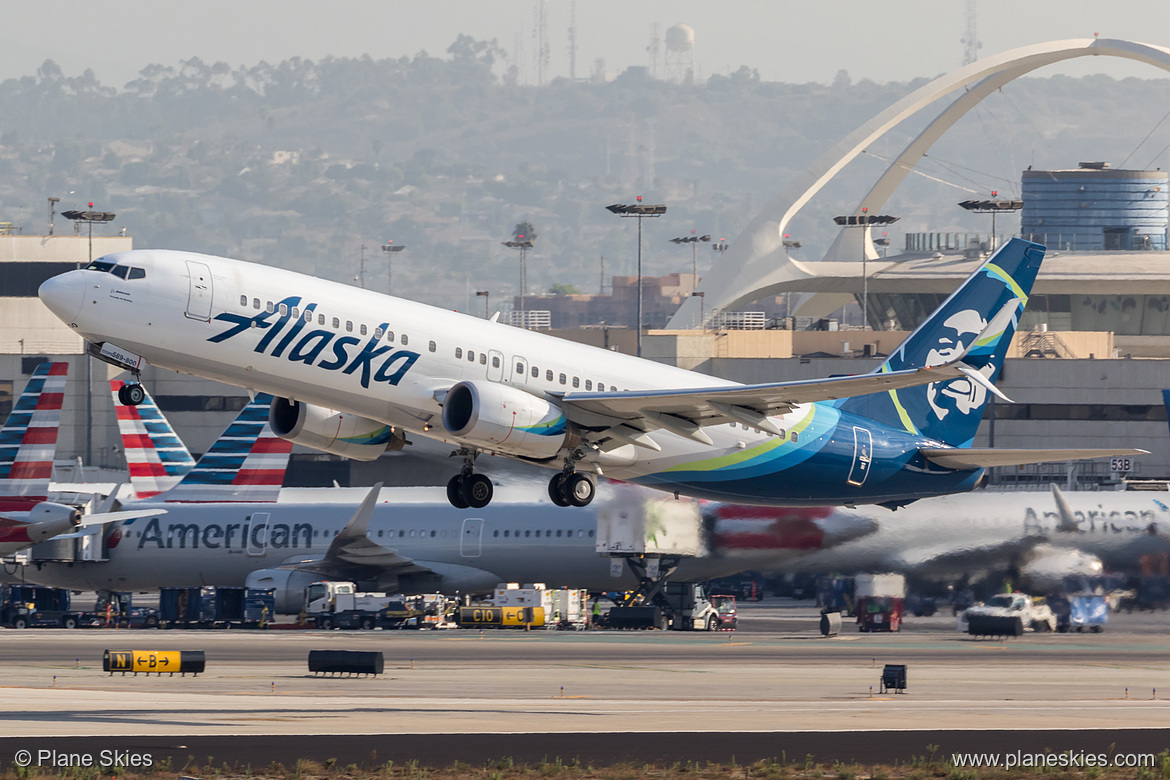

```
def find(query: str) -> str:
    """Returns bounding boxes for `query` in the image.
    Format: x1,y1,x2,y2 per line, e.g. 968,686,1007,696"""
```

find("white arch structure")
667,38,1170,329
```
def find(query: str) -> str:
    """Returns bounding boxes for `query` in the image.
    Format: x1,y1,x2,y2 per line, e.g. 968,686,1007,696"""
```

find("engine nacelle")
245,567,325,614
269,398,405,461
441,380,569,459
26,502,83,544
1019,544,1104,593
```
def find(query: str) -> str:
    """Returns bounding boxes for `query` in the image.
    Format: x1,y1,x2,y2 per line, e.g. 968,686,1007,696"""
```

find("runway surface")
0,602,1167,765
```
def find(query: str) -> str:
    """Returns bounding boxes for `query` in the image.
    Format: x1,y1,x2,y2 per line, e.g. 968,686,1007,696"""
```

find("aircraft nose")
39,271,85,324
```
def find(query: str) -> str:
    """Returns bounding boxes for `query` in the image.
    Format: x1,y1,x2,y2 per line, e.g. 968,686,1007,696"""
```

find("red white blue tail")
110,380,196,499
0,362,68,512
152,393,292,503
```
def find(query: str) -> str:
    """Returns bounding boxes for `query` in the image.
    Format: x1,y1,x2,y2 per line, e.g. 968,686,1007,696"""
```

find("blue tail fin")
838,237,1045,447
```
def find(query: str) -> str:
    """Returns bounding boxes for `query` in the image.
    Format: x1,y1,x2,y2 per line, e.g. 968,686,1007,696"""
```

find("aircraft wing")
320,482,422,570
920,447,1149,470
560,357,1001,447
558,303,1015,447
890,536,1048,574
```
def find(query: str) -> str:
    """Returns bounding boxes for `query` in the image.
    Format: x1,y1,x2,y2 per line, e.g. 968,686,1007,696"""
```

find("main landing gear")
116,382,146,406
446,449,493,509
548,470,596,508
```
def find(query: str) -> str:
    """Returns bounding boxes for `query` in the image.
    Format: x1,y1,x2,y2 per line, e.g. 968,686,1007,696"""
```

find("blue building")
1021,162,1169,251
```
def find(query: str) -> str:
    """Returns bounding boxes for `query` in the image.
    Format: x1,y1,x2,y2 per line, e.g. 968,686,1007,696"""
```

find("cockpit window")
83,261,146,280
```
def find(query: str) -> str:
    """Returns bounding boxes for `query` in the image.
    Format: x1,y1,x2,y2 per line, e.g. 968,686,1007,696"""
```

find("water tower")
664,24,695,83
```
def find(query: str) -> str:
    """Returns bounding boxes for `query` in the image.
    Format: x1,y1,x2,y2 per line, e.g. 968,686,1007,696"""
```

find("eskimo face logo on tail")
925,309,988,421
208,295,419,389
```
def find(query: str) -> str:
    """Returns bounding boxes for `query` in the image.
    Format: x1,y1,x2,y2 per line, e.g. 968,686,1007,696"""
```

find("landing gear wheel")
460,473,494,509
564,473,596,507
446,475,470,509
548,473,570,507
117,384,146,406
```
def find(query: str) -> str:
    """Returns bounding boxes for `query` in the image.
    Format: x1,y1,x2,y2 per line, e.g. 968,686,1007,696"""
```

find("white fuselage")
21,486,832,594
40,250,814,488
777,490,1170,581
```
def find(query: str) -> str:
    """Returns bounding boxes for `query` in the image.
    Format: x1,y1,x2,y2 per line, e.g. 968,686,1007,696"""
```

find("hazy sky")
3,1,1170,88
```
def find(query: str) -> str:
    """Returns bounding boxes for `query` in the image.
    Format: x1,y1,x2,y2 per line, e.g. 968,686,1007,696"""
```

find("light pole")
959,195,1023,252
62,205,116,266
62,205,116,469
476,290,490,318
832,211,899,331
669,231,711,286
502,236,534,328
380,241,406,296
606,198,667,357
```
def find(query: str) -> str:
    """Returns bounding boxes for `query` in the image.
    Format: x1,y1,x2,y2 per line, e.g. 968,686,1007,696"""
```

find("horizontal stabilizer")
920,447,1149,470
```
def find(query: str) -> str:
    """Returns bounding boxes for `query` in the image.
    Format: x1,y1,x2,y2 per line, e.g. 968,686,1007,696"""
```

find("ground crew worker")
591,598,601,628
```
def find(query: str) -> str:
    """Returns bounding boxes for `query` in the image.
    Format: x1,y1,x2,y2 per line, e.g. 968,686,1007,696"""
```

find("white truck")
305,581,397,630
963,592,1057,637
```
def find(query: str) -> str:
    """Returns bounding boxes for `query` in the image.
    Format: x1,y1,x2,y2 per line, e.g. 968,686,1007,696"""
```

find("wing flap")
920,447,1149,470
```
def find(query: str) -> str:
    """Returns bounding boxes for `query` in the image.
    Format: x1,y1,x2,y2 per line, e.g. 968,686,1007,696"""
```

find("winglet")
1050,484,1080,534
330,483,384,548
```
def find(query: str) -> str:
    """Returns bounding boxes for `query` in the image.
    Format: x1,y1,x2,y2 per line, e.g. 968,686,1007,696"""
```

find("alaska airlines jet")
38,238,1139,510
0,363,156,554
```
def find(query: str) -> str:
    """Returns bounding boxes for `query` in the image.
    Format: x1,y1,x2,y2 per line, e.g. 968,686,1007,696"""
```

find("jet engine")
269,398,405,461
1019,544,1104,593
441,380,570,459
245,567,325,613
25,502,83,543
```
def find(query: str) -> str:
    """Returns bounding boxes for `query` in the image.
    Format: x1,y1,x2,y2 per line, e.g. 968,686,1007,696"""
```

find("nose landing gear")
446,449,494,509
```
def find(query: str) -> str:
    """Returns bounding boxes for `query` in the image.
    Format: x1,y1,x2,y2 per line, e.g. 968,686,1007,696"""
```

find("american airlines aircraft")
752,485,1170,592
38,237,1139,510
0,363,156,554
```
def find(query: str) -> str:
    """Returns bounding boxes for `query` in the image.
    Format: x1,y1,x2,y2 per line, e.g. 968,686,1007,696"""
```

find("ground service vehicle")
855,573,905,632
964,592,1057,637
456,583,586,629
607,582,728,631
84,592,160,628
0,585,78,628
303,581,443,629
159,586,274,628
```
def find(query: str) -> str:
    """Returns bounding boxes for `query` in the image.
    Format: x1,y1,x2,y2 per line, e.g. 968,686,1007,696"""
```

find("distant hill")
2,44,1169,311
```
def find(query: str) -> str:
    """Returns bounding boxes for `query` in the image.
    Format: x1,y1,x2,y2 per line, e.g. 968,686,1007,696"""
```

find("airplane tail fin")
110,380,196,499
0,362,68,511
153,393,292,503
837,237,1045,447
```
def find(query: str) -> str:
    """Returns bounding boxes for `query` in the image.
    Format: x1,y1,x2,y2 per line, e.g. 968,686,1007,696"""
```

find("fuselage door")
509,357,529,385
246,512,270,557
184,260,214,321
486,350,505,382
847,426,873,487
460,517,484,557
